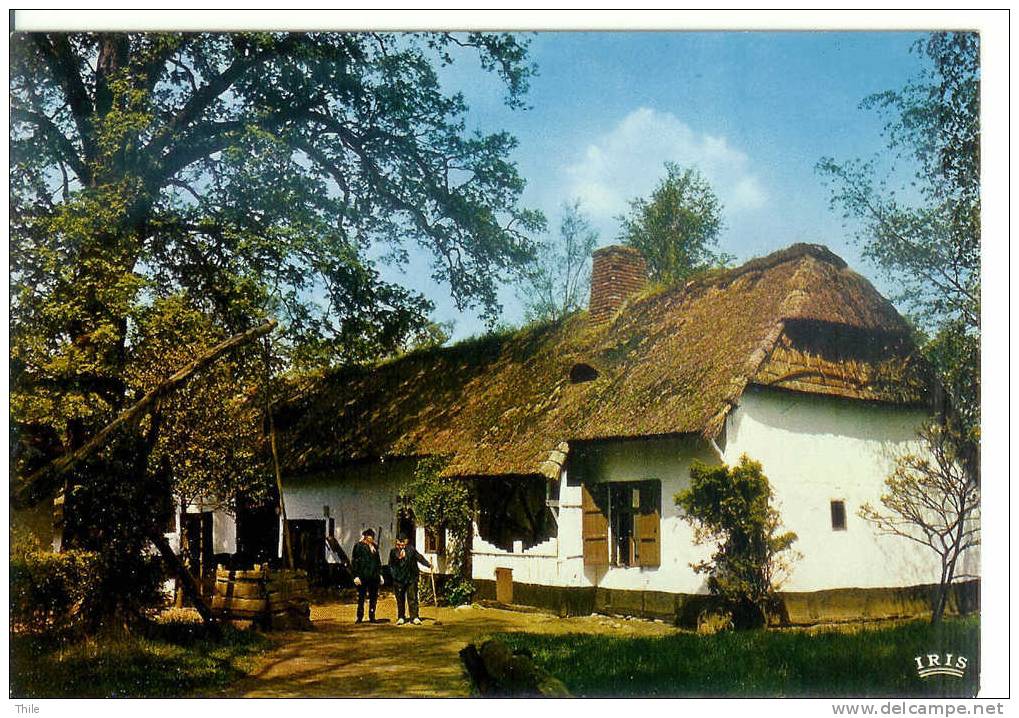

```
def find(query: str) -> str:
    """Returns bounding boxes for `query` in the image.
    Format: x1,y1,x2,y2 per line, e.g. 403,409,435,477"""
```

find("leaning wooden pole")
22,319,278,497
268,409,294,570
262,335,294,570
18,319,277,624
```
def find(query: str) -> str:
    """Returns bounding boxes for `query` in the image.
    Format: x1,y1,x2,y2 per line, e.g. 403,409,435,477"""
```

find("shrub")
10,528,166,633
443,576,476,607
410,456,474,603
11,542,101,632
675,454,799,629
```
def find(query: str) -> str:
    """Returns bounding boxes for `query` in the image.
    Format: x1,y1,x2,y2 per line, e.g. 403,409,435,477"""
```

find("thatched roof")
276,244,926,480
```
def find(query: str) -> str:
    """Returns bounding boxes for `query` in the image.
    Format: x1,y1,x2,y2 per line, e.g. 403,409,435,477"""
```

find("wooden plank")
635,511,661,567
211,596,268,613
581,484,608,567
214,608,265,619
217,567,268,581
214,581,265,599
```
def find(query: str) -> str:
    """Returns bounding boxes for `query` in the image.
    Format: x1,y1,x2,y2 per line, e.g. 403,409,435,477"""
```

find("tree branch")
31,33,96,163
19,319,277,497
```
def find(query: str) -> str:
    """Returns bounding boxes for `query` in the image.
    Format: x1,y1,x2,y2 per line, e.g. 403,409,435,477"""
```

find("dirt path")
222,598,679,698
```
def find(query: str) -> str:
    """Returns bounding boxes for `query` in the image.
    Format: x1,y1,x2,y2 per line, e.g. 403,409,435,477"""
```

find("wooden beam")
20,319,277,498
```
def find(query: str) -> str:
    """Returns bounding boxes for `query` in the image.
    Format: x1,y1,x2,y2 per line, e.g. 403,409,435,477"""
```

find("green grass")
493,616,980,698
10,612,271,698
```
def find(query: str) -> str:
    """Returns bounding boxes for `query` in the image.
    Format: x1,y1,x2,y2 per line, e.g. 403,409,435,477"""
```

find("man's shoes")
396,618,405,625
369,617,379,623
355,618,363,624
412,617,422,625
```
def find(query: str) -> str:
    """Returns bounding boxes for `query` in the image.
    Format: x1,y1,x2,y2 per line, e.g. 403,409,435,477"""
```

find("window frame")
830,499,848,531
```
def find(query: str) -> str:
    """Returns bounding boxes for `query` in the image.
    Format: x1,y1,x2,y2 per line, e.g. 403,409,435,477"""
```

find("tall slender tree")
820,33,980,623
518,200,599,323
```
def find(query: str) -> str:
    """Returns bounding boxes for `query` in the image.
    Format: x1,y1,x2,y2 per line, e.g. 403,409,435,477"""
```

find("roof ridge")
719,243,847,284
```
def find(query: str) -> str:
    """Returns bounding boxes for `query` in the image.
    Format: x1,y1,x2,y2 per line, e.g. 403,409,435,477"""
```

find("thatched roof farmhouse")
275,243,925,480
179,242,975,625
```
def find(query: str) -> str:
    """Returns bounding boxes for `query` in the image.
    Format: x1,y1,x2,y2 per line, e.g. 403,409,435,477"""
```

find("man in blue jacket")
388,532,432,625
351,528,384,623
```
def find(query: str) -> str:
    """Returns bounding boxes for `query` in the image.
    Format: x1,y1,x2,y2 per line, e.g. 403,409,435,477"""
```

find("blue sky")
382,31,930,341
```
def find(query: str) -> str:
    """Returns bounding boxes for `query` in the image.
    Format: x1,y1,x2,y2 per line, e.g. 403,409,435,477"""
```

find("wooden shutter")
635,481,661,567
582,484,608,566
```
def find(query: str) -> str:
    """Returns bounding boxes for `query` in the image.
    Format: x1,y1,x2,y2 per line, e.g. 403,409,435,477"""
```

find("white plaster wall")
164,500,236,555
724,386,974,591
472,533,563,586
472,437,716,594
471,388,978,596
282,458,416,558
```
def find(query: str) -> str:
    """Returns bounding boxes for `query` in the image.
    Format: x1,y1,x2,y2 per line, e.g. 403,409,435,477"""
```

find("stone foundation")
472,579,980,627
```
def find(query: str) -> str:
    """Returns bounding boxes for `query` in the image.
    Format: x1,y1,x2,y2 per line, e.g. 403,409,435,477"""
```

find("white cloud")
563,107,767,223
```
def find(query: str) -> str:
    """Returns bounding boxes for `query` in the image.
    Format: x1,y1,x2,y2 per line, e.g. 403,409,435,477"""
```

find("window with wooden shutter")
634,481,661,567
582,484,609,566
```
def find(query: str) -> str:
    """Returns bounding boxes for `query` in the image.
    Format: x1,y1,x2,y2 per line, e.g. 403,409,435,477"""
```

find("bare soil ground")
220,596,679,698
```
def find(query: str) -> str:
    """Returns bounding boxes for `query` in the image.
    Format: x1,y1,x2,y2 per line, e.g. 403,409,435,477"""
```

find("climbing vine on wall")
409,456,475,605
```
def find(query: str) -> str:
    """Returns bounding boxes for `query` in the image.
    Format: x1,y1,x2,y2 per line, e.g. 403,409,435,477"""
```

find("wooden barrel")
212,564,312,629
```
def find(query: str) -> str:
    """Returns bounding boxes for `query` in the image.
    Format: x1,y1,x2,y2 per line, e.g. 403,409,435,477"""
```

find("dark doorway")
476,476,555,552
287,519,327,583
236,500,279,566
397,507,416,547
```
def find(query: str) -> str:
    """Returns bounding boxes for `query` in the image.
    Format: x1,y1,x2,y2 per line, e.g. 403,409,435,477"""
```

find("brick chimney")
588,245,648,324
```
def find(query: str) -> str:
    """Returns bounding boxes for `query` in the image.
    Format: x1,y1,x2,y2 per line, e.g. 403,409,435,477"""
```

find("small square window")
830,500,847,531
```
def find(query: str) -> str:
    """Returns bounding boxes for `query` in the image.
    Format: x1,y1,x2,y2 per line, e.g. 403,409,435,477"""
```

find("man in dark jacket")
388,532,432,625
351,528,384,623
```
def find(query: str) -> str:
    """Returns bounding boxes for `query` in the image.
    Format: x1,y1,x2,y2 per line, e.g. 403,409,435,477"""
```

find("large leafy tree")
818,32,979,442
819,32,980,624
11,31,542,484
10,32,543,624
618,162,730,284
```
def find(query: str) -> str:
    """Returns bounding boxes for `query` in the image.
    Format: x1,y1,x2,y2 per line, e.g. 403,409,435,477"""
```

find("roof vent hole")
569,363,599,384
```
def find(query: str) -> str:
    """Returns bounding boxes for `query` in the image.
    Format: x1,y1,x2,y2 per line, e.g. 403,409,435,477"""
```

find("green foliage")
493,616,979,697
398,320,455,354
10,614,270,698
129,295,273,514
11,32,542,627
410,456,475,604
818,32,979,441
59,433,172,627
518,200,599,322
676,455,798,629
11,31,544,385
859,422,980,624
11,538,102,633
443,576,477,607
618,163,731,284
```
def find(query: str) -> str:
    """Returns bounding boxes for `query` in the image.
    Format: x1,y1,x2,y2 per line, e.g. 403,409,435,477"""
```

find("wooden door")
495,567,513,603
582,484,608,566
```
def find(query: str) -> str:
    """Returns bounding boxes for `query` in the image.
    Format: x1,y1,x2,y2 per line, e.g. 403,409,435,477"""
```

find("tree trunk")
931,561,951,625
175,507,189,608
